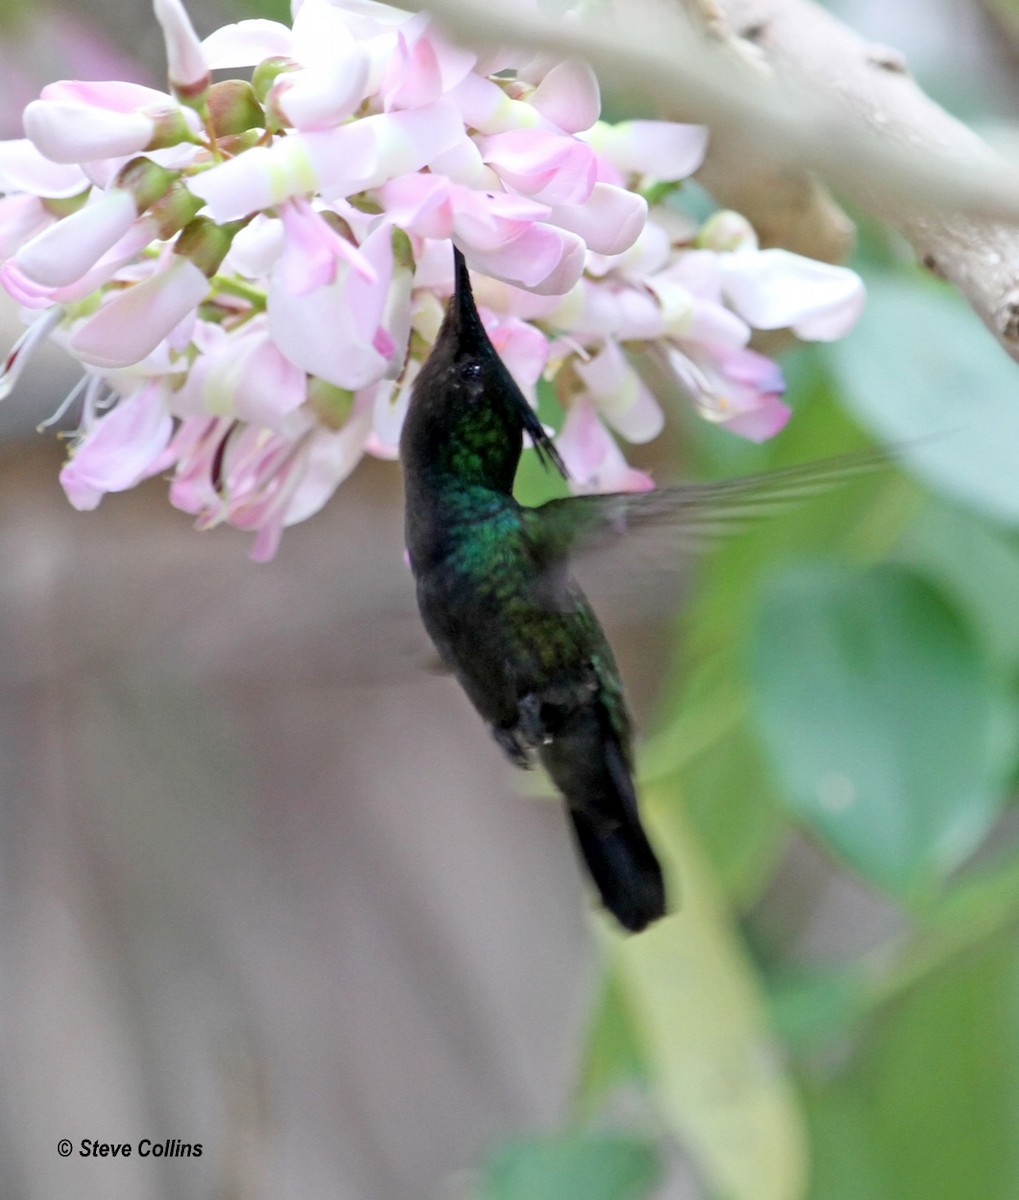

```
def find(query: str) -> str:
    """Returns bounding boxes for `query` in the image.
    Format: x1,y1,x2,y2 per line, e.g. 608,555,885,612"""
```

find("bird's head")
399,246,565,492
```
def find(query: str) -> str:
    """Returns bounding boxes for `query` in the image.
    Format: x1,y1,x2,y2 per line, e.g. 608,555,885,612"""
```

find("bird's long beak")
451,246,487,348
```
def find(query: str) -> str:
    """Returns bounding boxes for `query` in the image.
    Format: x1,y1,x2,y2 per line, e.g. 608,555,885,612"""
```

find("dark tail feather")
567,805,665,933
540,706,666,933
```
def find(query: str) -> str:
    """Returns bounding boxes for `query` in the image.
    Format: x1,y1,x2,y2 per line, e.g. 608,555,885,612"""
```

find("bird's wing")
520,448,891,614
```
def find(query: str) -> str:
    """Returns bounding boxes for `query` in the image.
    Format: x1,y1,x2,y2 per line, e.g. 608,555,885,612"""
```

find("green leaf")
577,968,648,1111
826,273,1019,526
670,724,789,908
477,1133,659,1200
748,562,1009,896
896,497,1019,669
603,799,808,1200
802,932,1019,1200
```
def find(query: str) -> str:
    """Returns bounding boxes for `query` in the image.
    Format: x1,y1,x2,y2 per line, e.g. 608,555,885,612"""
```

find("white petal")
575,340,663,442
0,139,88,197
292,0,359,69
583,119,708,181
720,248,866,339
154,0,209,91
14,190,137,287
186,138,319,222
201,19,293,68
24,101,155,164
276,49,371,130
284,405,374,526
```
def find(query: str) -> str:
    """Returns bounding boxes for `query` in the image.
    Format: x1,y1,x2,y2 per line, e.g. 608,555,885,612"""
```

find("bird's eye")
458,359,482,381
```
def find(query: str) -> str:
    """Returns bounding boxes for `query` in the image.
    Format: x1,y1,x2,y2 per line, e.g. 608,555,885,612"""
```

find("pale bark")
401,0,1019,359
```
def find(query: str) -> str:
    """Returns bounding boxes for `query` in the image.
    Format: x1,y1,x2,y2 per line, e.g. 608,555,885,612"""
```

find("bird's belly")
415,569,522,726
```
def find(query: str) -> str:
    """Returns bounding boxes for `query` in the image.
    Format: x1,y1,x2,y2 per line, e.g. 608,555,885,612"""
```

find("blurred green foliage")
477,1132,660,1200
488,255,1019,1197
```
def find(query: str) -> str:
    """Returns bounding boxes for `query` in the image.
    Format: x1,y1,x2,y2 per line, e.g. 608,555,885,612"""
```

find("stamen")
37,372,88,432
0,308,62,402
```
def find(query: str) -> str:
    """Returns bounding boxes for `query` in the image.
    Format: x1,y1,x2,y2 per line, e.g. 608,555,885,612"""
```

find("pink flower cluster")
0,0,865,559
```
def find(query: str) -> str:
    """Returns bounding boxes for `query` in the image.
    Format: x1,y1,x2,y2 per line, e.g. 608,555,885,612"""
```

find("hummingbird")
401,246,878,932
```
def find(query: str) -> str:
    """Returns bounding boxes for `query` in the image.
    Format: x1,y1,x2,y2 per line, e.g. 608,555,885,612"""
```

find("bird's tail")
540,706,666,933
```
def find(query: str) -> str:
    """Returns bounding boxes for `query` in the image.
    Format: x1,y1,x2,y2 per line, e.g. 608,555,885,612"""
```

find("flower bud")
114,157,179,212
148,180,204,239
252,57,299,106
207,81,265,138
307,379,354,431
174,215,246,277
697,210,758,253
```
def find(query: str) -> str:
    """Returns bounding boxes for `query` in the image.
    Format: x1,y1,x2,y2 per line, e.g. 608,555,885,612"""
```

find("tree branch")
714,0,1019,358
396,0,1019,359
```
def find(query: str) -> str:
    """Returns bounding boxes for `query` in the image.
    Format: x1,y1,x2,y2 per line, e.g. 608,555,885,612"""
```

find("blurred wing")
523,449,890,613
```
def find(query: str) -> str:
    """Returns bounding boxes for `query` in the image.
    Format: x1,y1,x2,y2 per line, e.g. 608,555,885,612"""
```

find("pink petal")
548,182,646,256
479,129,596,205
291,0,363,65
187,137,324,222
447,73,530,135
687,299,750,349
378,173,454,239
666,345,791,443
449,187,550,253
529,59,600,133
375,14,474,110
718,393,792,441
556,397,654,494
268,234,398,391
223,214,284,277
427,135,489,186
461,223,583,293
382,28,443,110
485,315,548,394
587,218,672,279
550,278,662,340
59,383,174,510
370,371,414,456
235,339,308,429
344,221,395,344
332,99,466,192
278,198,376,295
655,248,724,301
40,79,175,112
69,256,209,368
193,102,464,221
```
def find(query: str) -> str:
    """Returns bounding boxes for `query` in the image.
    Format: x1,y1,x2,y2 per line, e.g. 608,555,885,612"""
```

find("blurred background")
3,2,1019,1199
